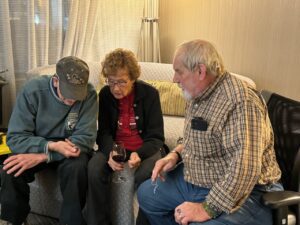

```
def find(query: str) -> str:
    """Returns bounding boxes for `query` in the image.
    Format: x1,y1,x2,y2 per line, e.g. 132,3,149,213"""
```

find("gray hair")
174,39,225,76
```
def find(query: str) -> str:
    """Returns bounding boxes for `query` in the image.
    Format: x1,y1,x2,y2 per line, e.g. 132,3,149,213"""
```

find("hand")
108,151,124,171
174,202,211,225
48,139,80,158
151,153,178,182
2,153,47,177
128,152,141,168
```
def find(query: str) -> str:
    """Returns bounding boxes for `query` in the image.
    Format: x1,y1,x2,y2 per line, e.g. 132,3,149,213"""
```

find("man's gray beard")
182,89,193,100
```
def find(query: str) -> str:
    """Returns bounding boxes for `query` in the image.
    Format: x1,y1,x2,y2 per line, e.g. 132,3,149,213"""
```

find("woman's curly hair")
101,48,141,80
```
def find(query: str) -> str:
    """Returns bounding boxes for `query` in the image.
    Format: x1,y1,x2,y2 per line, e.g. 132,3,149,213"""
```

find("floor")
0,210,59,225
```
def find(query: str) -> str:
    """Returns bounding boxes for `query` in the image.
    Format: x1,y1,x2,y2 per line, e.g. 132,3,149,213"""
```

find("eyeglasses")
105,78,129,88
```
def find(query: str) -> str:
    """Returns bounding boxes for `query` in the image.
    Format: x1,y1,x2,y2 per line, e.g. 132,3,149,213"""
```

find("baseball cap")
56,56,89,101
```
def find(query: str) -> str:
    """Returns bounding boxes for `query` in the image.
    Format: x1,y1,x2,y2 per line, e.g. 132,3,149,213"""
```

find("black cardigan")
97,80,164,160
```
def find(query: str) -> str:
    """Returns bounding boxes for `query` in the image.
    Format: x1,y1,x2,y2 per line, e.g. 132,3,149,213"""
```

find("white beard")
182,89,193,100
178,83,193,100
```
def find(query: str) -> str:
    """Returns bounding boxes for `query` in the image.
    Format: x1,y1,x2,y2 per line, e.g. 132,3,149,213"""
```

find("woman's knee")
135,151,161,188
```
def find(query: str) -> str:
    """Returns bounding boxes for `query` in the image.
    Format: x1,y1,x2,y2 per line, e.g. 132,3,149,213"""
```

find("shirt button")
139,130,142,133
194,104,198,107
185,154,189,157
133,104,137,107
135,116,139,120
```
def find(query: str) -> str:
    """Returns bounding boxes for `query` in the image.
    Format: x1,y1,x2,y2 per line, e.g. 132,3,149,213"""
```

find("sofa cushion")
144,80,186,117
163,115,185,149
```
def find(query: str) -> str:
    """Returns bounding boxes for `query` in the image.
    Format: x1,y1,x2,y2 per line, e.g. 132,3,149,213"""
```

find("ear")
198,64,207,81
52,76,59,88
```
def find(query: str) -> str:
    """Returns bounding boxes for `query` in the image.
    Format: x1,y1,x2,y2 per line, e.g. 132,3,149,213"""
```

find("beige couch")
26,62,255,218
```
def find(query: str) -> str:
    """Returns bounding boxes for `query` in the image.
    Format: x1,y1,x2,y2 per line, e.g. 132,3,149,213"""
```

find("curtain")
137,0,161,62
5,0,68,84
0,0,68,128
27,0,68,69
0,0,144,127
0,0,16,128
63,0,144,62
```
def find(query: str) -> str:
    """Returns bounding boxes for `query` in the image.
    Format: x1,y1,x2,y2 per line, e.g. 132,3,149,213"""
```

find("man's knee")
137,179,152,208
88,152,110,182
60,153,89,176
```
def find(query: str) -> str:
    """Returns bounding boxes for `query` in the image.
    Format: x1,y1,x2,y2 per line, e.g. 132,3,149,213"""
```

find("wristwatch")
176,137,184,145
170,149,182,162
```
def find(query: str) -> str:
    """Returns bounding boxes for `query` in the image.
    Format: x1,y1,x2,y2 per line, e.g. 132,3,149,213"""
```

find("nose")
173,73,179,83
110,84,122,93
64,99,76,106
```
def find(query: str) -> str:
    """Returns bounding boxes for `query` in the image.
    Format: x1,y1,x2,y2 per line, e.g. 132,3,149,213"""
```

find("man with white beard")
137,39,283,225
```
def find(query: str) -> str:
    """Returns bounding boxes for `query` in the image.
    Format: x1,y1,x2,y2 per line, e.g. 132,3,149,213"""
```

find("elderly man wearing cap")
0,56,97,225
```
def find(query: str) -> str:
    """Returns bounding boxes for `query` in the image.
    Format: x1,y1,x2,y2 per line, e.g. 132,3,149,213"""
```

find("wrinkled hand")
128,152,141,168
174,202,211,225
2,153,47,177
108,151,124,171
48,139,80,158
151,153,178,182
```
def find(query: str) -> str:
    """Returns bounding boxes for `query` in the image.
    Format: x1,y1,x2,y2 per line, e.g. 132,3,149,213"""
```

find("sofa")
26,62,256,219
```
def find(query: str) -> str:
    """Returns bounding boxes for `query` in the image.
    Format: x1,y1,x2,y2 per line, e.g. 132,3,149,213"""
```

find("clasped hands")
108,151,141,171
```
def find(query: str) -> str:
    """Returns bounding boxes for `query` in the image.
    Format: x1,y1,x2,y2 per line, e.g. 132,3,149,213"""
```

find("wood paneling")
159,0,300,100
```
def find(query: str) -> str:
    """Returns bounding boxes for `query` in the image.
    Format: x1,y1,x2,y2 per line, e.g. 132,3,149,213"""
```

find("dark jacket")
97,80,164,160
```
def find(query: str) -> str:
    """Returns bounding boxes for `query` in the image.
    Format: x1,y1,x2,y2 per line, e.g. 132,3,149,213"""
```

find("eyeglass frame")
105,78,130,88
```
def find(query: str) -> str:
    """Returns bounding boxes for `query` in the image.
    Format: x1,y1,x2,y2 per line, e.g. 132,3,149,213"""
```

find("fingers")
128,160,138,168
3,154,18,165
65,138,75,146
14,167,26,177
4,162,22,175
128,154,141,168
65,139,80,153
174,207,189,225
53,140,80,157
3,155,20,171
108,153,124,171
110,161,124,171
3,155,27,176
175,207,184,224
65,140,79,153
64,150,80,158
151,158,169,181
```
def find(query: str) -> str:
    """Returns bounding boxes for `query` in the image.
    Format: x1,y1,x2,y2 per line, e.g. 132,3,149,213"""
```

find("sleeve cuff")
44,142,52,163
202,201,222,219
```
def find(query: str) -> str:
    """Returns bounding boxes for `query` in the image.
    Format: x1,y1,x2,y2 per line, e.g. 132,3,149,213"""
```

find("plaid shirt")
182,72,281,213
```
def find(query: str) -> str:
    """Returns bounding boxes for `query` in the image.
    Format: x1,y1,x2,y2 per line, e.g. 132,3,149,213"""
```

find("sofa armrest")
262,191,300,209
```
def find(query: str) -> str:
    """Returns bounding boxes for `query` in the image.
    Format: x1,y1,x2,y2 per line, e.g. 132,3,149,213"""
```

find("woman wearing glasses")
84,48,165,225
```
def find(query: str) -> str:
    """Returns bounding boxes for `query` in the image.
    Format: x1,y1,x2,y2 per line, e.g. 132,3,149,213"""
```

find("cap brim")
60,80,87,101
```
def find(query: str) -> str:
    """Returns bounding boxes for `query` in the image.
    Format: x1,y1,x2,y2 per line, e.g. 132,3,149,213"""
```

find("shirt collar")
193,72,228,103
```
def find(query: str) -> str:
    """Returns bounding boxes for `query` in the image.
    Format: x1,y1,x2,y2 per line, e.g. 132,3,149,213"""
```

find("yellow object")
0,133,11,155
144,80,186,116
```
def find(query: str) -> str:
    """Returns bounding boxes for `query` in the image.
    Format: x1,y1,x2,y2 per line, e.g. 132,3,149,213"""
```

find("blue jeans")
137,164,283,225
